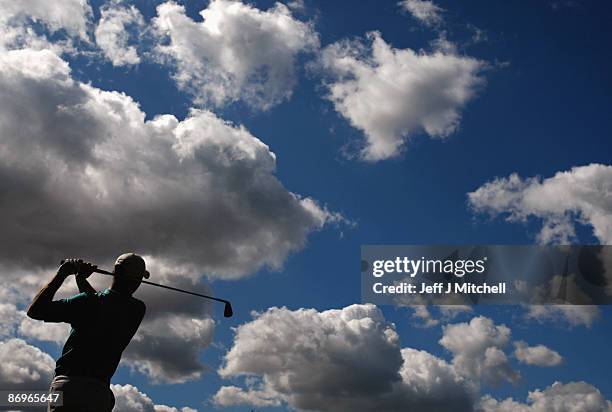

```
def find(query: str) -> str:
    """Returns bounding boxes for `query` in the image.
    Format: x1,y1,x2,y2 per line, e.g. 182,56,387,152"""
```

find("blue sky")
1,0,611,411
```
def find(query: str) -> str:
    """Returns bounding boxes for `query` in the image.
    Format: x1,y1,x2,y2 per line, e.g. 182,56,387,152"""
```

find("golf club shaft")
60,260,231,305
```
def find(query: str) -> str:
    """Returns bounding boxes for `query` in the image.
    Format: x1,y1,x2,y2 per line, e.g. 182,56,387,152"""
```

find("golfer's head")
111,253,149,295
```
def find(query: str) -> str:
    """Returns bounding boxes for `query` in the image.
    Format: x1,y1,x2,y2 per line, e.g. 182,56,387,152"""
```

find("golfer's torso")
55,289,145,383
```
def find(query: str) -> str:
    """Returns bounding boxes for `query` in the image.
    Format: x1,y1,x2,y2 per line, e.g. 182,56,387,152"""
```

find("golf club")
60,260,233,317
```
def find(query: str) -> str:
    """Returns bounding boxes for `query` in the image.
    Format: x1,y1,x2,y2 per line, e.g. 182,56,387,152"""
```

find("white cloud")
468,24,488,44
411,305,440,327
468,164,612,244
440,316,520,385
112,383,197,412
399,0,444,27
320,31,484,161
0,0,91,52
409,305,472,328
152,0,318,109
0,338,55,390
213,386,281,408
513,341,563,367
0,303,21,338
215,304,475,411
287,0,307,13
525,305,600,328
95,0,144,66
479,381,612,412
440,305,474,318
19,316,71,344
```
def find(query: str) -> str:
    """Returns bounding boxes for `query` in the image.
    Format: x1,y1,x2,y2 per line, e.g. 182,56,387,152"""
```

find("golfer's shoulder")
68,292,98,304
128,296,146,315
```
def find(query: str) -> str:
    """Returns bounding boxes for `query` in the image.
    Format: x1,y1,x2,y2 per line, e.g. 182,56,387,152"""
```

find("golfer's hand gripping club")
58,258,97,278
60,259,233,317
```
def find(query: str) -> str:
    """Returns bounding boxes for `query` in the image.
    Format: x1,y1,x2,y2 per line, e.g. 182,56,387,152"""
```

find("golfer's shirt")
42,288,146,384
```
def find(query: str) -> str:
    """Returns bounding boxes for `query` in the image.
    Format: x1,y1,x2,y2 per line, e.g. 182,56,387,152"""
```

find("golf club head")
224,302,233,318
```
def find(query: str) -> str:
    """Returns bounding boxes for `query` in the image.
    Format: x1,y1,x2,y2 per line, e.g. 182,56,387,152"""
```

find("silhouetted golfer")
27,253,149,412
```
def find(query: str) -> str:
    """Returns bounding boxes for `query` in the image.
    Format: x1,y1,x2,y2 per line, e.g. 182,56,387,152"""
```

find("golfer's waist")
52,374,110,387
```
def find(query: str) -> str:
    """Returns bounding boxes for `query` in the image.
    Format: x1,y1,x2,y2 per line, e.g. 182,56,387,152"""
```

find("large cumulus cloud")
0,48,338,279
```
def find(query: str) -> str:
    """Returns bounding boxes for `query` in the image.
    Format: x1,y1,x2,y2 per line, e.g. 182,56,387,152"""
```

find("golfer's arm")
27,272,68,320
76,276,96,295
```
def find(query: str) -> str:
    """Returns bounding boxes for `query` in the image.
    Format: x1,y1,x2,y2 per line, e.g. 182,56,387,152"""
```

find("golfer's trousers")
48,375,115,412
